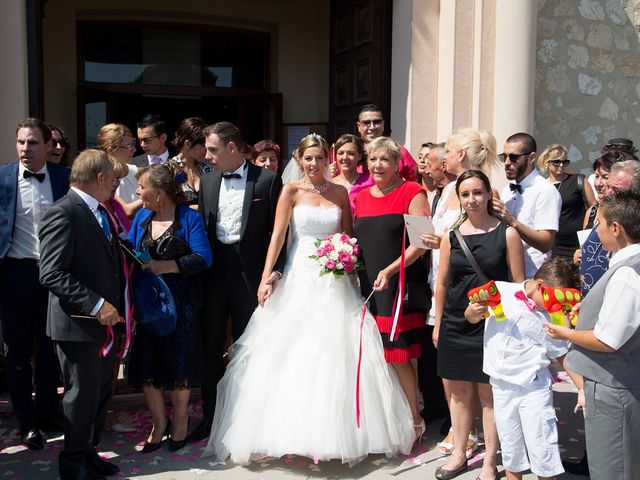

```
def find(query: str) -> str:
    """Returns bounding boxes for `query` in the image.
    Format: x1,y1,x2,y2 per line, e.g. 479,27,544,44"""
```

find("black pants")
199,267,257,419
56,340,115,469
0,259,60,432
418,324,449,423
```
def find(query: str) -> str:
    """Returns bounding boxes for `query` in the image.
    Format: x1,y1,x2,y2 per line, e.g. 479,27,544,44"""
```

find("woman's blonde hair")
96,123,133,153
449,128,498,175
365,136,402,163
537,143,568,174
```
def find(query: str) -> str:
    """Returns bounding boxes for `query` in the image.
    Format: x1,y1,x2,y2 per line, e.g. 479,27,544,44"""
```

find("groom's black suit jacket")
198,162,285,293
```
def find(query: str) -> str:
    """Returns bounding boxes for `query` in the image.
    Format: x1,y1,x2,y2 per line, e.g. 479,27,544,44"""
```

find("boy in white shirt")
466,258,581,480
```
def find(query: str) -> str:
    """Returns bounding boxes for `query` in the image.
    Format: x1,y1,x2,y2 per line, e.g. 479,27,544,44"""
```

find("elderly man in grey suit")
39,150,125,480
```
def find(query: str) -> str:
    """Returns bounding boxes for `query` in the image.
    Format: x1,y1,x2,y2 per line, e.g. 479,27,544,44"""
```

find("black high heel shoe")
141,419,171,454
168,419,190,452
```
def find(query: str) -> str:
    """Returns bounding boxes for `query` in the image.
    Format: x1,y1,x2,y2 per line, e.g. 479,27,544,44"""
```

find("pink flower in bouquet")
316,248,324,256
325,260,337,270
340,234,351,243
338,252,351,263
343,261,354,273
323,243,334,253
352,244,359,255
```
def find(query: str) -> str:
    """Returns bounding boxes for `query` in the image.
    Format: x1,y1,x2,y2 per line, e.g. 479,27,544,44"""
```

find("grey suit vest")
567,254,640,388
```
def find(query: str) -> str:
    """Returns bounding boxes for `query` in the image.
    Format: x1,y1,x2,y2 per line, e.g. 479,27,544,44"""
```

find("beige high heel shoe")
414,419,426,444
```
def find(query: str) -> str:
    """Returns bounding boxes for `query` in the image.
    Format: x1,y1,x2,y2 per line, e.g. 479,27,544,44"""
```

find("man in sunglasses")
492,132,561,278
131,114,170,167
355,104,417,181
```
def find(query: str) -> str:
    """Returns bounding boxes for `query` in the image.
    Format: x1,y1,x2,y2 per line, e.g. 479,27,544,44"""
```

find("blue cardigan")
127,204,212,275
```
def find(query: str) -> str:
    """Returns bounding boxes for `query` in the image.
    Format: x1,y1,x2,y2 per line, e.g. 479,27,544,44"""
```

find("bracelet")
273,271,283,279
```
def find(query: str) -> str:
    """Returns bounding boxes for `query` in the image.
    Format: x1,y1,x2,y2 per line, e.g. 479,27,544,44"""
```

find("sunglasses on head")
548,159,570,166
360,119,383,127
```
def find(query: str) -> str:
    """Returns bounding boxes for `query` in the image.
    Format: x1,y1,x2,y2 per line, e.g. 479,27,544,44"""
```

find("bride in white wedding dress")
201,134,415,465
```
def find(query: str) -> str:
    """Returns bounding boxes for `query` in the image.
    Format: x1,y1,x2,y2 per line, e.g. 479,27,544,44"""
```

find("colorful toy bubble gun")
467,280,506,322
541,285,581,326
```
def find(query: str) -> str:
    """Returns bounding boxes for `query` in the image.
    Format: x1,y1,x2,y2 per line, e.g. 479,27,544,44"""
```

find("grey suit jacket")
131,154,150,168
39,189,124,344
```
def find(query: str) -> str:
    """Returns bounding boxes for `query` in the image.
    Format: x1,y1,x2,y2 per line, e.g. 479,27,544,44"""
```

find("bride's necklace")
302,180,330,193
378,178,404,195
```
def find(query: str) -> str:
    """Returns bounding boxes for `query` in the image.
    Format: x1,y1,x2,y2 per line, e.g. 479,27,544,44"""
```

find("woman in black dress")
537,144,595,259
126,165,212,453
434,170,524,480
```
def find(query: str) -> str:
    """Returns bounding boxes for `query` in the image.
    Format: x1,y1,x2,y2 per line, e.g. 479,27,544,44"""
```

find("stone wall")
535,0,640,174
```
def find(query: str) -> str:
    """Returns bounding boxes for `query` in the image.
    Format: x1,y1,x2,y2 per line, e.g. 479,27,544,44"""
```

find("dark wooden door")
328,0,393,141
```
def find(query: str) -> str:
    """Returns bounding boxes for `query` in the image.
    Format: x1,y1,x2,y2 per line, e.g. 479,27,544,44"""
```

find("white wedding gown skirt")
202,205,415,465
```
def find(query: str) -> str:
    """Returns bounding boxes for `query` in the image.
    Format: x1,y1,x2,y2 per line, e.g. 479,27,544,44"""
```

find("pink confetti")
130,467,140,474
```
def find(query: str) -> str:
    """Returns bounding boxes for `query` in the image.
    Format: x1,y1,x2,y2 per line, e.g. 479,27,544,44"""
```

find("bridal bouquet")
310,233,362,277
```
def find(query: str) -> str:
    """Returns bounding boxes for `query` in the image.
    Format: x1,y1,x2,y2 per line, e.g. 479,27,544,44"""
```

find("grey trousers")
584,379,640,480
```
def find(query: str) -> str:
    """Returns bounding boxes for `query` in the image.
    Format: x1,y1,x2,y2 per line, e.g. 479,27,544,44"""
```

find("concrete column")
390,0,412,146
492,0,537,147
408,0,440,149
0,1,29,163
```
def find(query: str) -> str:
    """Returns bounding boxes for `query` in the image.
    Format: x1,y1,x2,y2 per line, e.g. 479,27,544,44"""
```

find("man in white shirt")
0,119,70,450
547,191,640,480
131,114,170,167
493,133,561,278
193,121,285,441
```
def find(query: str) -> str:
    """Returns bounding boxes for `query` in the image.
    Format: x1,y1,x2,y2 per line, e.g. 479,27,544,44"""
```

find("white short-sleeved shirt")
501,169,562,278
483,281,568,386
593,243,640,350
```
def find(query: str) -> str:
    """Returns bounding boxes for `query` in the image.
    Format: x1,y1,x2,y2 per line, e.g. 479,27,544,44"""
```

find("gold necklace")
378,178,404,195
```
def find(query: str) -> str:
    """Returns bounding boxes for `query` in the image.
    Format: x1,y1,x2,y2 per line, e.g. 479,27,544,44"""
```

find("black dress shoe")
22,428,45,450
435,460,468,480
562,454,589,476
87,451,119,476
187,417,212,443
169,420,190,452
140,419,171,454
37,414,65,432
59,464,107,480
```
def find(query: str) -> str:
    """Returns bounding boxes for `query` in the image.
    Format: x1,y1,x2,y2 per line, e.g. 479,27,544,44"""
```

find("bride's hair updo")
138,164,187,205
294,133,329,162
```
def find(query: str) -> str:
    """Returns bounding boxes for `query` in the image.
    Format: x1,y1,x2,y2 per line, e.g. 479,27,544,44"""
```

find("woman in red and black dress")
354,136,430,441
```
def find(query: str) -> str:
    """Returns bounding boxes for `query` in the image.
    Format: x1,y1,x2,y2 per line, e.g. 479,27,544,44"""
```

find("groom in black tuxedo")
192,122,286,441
39,150,124,480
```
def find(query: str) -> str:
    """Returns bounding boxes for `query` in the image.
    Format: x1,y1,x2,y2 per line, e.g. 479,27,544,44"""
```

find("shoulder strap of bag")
452,228,490,284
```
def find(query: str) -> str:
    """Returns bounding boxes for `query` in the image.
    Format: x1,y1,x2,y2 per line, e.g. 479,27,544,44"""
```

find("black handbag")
156,234,191,260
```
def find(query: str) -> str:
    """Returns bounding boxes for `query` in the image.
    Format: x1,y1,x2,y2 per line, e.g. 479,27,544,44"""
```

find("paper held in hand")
403,214,435,248
576,228,591,246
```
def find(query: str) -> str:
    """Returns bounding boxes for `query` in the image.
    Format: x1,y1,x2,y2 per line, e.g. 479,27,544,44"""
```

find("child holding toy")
545,191,640,480
466,257,582,480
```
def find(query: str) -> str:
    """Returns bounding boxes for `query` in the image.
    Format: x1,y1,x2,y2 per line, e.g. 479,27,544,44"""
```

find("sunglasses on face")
548,159,570,166
52,137,67,147
359,119,383,127
137,135,160,145
500,152,532,163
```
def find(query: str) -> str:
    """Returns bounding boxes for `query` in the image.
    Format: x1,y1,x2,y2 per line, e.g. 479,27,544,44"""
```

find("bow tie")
509,183,522,194
24,170,45,183
222,173,242,180
514,290,536,312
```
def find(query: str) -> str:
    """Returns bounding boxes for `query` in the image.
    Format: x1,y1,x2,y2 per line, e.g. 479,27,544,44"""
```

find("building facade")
2,0,639,180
